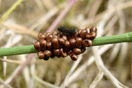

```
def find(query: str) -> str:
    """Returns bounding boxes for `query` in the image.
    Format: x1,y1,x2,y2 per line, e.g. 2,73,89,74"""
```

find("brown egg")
46,42,52,50
52,38,60,49
43,56,49,61
68,50,72,55
80,29,87,39
44,50,52,57
50,53,55,58
53,35,59,39
74,34,78,39
77,29,82,36
64,41,70,51
76,37,82,48
40,40,47,50
45,32,51,38
58,32,63,37
82,39,92,47
38,51,44,59
90,27,97,33
34,41,41,51
90,27,97,36
73,48,82,55
53,49,60,56
85,27,90,34
52,31,57,35
58,38,65,46
81,46,86,53
60,48,68,57
70,53,78,61
69,38,76,48
86,34,92,39
62,35,67,41
57,55,61,58
86,32,96,39
38,33,46,40
47,34,53,42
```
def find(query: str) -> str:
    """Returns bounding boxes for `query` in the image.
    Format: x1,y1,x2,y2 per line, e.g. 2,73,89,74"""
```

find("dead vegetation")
0,0,132,88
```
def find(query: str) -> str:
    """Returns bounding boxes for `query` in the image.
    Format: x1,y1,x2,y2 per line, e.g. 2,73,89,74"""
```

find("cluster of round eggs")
34,27,97,61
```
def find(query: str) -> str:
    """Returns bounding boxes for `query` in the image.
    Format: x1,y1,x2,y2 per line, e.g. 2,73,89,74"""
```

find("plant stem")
0,45,37,56
92,32,132,46
0,32,132,57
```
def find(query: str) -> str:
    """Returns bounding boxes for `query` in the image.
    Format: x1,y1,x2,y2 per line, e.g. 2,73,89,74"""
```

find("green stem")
92,32,132,46
0,45,37,56
0,32,132,57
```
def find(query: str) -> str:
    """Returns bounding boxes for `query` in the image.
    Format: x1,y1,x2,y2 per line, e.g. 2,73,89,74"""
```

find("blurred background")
0,0,132,88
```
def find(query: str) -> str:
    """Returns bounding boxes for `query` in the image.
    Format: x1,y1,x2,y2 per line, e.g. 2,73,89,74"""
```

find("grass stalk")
0,0,23,22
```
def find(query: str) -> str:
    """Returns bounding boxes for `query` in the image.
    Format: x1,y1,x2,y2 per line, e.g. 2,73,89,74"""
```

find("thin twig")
1,0,23,21
47,0,77,32
9,54,35,85
0,78,12,88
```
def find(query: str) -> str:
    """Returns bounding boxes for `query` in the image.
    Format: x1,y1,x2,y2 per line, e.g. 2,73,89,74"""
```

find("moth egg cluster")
34,27,97,61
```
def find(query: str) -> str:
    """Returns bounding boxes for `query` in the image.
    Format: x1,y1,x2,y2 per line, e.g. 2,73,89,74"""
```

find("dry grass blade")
19,55,30,88
88,0,103,18
30,57,36,88
92,47,128,88
0,58,22,64
62,55,83,87
0,78,12,88
89,71,104,88
34,75,60,88
2,23,38,38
